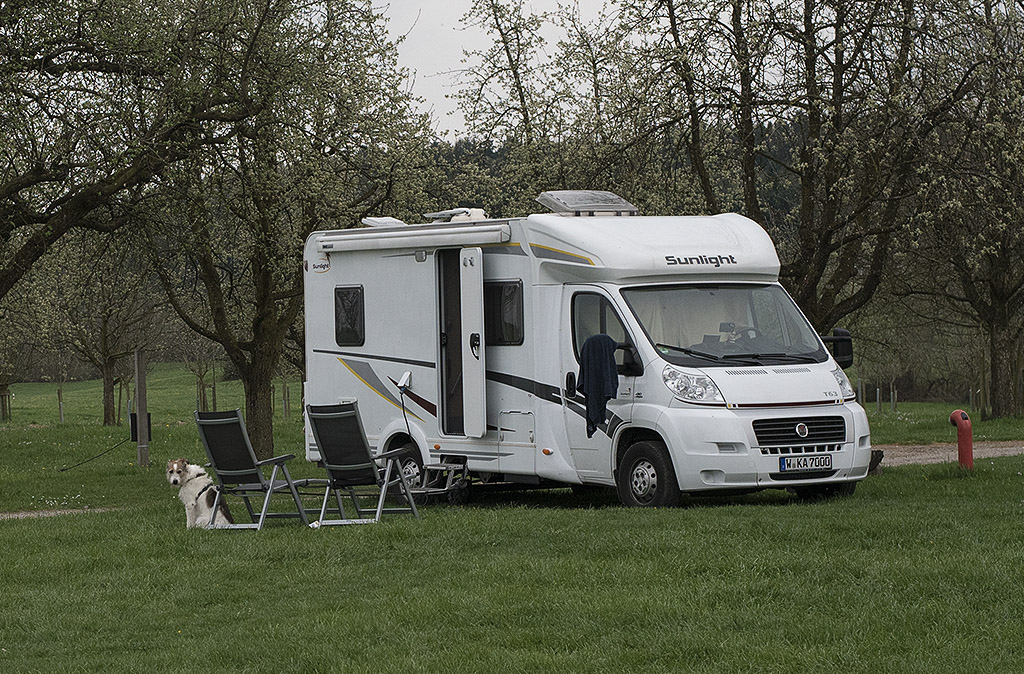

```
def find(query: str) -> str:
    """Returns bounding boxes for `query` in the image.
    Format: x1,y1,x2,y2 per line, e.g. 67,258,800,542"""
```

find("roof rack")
536,190,638,216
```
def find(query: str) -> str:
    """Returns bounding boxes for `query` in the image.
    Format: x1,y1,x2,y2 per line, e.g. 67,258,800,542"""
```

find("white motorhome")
302,191,871,506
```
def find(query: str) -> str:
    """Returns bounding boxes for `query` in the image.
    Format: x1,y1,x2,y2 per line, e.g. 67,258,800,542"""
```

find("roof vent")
536,190,638,216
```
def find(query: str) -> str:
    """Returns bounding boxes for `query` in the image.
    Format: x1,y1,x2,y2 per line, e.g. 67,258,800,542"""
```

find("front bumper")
655,403,872,492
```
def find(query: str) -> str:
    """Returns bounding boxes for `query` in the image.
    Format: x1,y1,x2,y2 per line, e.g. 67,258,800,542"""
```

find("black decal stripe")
387,376,437,417
314,349,435,369
485,370,620,439
486,371,562,405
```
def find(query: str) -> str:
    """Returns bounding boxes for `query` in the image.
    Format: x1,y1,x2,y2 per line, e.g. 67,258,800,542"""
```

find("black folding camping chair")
305,400,420,526
194,409,318,530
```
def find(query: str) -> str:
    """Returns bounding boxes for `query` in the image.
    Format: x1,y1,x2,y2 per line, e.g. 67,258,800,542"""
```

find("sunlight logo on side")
310,255,330,273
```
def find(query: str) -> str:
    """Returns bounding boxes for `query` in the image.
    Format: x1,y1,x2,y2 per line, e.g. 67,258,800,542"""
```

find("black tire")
393,442,428,505
616,440,681,507
446,480,470,505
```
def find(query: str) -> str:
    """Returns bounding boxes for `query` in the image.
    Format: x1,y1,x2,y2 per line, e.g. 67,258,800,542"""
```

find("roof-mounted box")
536,190,638,216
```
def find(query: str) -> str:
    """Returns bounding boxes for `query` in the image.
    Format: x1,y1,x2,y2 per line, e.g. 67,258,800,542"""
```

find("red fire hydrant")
949,409,973,470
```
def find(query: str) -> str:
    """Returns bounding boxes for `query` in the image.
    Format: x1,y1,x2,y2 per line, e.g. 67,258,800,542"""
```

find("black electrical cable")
58,437,131,472
399,388,413,441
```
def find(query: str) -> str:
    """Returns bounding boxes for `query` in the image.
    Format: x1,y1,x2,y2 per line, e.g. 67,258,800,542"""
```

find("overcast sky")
382,1,596,136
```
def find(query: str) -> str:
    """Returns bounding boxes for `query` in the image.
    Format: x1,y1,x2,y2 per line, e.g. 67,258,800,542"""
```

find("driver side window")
572,293,629,368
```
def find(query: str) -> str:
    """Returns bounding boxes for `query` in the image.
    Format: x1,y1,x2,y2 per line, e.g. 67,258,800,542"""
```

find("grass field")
2,366,1024,672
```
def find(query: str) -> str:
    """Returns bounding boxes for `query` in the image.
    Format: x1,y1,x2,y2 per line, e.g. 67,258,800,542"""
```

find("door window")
571,293,629,368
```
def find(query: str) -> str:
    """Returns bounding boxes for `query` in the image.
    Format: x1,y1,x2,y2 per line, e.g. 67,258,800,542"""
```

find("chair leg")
335,489,348,519
318,485,332,525
280,464,309,525
374,460,393,522
395,460,421,519
240,494,257,522
257,464,280,530
209,489,223,527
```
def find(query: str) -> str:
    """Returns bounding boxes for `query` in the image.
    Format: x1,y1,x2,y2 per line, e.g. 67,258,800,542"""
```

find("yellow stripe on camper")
529,243,595,265
337,358,425,422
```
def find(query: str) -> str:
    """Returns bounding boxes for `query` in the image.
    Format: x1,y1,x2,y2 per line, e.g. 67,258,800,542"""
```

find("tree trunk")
731,0,764,225
988,324,1021,418
196,372,208,411
243,359,277,460
102,362,116,426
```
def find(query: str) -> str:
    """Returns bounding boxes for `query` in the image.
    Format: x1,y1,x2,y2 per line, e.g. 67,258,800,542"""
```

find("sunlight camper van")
302,191,871,506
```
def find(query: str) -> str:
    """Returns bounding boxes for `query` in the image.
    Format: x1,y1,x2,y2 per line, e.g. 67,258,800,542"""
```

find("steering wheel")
727,325,759,342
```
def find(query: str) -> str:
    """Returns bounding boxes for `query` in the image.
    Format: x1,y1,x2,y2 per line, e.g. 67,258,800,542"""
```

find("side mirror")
617,343,644,377
821,328,854,369
564,371,577,398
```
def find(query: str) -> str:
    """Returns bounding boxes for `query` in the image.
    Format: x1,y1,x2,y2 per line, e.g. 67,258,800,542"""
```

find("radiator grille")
752,416,846,446
759,443,843,456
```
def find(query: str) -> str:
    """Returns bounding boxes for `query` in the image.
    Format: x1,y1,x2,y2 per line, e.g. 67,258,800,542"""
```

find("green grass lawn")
2,367,1024,672
865,400,1024,445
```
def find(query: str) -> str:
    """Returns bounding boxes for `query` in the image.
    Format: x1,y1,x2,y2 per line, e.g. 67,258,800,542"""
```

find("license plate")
779,454,832,472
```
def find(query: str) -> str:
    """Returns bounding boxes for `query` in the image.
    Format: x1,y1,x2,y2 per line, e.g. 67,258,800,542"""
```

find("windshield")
621,283,828,367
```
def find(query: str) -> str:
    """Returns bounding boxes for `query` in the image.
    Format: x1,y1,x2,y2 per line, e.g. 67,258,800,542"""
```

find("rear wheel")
616,440,681,507
394,443,428,504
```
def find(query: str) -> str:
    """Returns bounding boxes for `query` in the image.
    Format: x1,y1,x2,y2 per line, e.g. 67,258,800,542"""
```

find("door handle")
470,333,481,359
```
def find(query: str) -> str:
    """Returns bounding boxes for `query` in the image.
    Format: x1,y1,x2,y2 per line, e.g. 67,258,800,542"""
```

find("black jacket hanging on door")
577,334,618,438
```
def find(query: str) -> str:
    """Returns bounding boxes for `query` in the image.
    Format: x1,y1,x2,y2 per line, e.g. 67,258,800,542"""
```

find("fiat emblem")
795,423,809,438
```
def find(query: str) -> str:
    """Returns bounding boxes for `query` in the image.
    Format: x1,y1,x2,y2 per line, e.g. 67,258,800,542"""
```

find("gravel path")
0,507,116,521
875,440,1024,466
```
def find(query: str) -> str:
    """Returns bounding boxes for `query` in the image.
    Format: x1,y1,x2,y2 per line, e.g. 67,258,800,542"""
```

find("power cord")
59,437,131,472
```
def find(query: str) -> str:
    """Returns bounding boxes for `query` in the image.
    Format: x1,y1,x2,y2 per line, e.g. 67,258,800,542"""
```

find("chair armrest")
256,454,296,466
375,447,407,460
294,478,330,487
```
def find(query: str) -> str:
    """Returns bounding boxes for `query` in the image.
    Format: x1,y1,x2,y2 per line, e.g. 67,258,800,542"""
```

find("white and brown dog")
166,458,234,529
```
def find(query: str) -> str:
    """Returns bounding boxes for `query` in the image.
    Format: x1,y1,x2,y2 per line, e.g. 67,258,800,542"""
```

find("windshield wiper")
656,343,722,361
722,352,818,363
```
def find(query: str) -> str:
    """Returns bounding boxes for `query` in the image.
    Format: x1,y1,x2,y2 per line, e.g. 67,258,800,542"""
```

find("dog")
166,458,234,529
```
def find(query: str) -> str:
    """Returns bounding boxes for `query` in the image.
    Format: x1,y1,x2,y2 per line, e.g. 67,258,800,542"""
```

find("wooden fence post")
134,349,149,467
0,386,11,421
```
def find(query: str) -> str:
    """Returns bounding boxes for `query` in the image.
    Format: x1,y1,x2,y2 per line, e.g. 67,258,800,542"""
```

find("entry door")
561,287,636,480
439,248,487,438
459,248,486,437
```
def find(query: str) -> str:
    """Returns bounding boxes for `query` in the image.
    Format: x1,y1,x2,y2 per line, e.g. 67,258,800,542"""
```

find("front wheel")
616,440,681,507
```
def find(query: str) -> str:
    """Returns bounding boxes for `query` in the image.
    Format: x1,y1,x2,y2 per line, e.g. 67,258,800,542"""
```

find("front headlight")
832,366,855,399
663,365,725,404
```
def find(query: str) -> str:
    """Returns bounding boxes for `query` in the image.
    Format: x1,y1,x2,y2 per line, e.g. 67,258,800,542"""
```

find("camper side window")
334,286,364,346
484,281,524,346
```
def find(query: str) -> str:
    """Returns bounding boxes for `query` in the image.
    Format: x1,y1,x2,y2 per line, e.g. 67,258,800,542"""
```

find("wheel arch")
614,426,668,478
378,419,429,464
